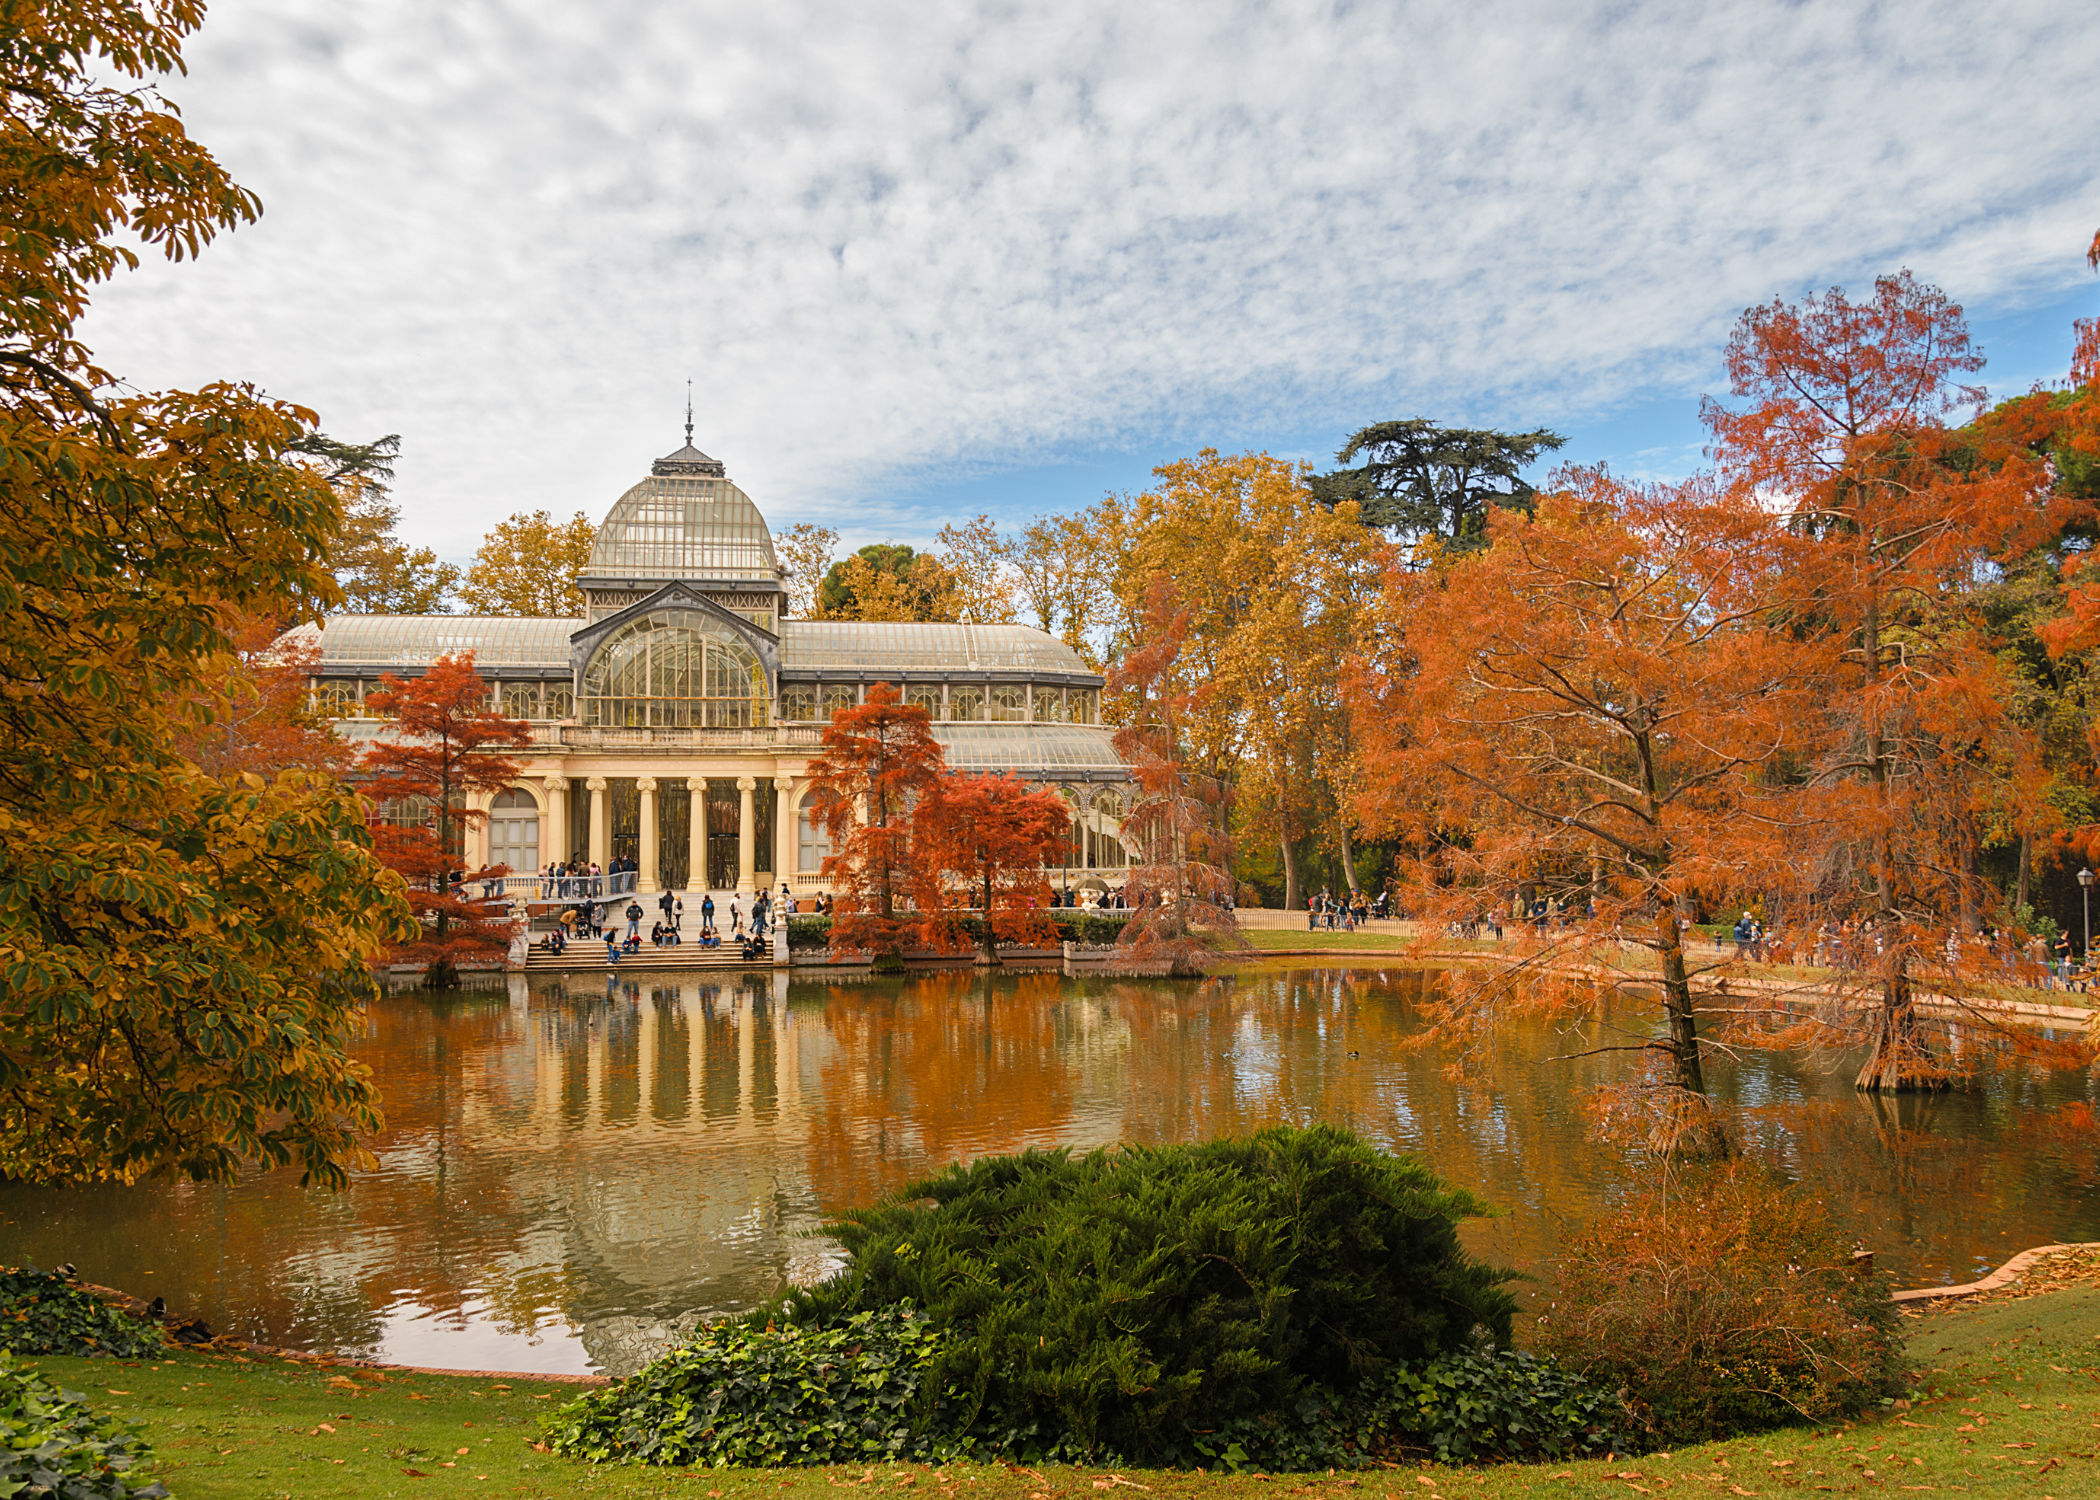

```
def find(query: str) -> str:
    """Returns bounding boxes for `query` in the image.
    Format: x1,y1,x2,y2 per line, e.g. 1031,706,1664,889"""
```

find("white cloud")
81,0,2100,555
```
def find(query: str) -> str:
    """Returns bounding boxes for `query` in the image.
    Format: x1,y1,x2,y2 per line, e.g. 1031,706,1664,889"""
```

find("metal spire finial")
684,380,694,447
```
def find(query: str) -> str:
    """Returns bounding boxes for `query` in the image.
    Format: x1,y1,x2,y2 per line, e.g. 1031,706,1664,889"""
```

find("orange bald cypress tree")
917,772,1070,964
1704,273,2075,1090
1353,469,1817,1147
362,653,532,989
806,682,953,968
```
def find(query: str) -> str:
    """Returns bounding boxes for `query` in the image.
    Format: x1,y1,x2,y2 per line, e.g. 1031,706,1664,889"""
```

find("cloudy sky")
86,0,2100,562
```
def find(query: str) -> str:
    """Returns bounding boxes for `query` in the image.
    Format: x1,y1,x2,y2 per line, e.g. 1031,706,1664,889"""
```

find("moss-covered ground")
21,1281,2100,1500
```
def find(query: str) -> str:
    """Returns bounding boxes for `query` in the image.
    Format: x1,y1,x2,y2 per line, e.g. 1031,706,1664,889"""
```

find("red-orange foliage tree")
806,682,951,969
362,653,532,988
1704,272,2074,1089
1353,470,1817,1150
1105,577,1242,974
173,609,347,779
918,772,1070,965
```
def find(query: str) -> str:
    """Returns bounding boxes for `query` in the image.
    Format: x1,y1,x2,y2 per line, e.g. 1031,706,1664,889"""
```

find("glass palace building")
303,437,1134,897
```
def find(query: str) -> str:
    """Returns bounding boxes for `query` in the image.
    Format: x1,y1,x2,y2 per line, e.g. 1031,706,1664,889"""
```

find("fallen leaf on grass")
309,1423,335,1435
403,1469,427,1478
104,1389,130,1395
1729,1489,1758,1497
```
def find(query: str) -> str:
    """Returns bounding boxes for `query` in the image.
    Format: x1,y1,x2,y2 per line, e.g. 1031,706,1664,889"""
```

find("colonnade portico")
529,763,797,896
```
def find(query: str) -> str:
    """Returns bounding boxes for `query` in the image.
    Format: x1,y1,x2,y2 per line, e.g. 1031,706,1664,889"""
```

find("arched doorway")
489,788,541,875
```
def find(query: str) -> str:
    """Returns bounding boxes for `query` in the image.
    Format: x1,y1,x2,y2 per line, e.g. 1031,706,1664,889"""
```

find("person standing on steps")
701,892,716,933
626,899,643,940
658,886,675,932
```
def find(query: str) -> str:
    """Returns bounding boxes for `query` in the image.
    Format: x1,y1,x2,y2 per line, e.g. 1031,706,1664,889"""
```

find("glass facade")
587,476,779,581
581,611,769,728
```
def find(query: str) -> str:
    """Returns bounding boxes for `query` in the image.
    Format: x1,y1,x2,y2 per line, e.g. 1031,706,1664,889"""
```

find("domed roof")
585,442,779,583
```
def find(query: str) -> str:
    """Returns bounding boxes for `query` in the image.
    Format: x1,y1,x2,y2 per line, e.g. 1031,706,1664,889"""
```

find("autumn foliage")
362,653,533,988
918,772,1070,962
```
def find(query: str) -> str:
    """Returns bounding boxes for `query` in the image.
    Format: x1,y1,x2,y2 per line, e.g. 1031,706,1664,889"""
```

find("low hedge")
0,1271,160,1361
0,1352,168,1498
785,912,1131,952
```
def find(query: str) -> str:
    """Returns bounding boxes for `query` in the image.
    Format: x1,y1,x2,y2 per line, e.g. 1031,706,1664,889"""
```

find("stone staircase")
522,931,782,973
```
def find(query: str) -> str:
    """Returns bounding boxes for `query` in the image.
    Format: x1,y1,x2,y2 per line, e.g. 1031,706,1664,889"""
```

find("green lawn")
1235,928,1411,951
25,1287,2100,1499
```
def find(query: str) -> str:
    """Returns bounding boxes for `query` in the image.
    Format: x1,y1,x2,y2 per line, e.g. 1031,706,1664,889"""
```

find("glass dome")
586,471,779,581
580,610,770,728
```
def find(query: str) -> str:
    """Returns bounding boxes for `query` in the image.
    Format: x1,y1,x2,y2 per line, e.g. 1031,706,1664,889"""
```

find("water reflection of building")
295,433,1134,896
464,975,841,1371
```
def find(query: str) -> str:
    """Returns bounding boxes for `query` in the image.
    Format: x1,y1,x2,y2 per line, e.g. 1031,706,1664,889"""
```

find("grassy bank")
24,1286,2100,1500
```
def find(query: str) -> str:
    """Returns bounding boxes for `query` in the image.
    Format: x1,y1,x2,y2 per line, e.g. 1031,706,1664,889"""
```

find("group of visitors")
569,881,807,966
537,857,641,899
1307,889,1374,931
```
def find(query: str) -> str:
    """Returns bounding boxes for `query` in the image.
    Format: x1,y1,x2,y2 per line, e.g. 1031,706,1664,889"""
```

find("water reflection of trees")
0,966,2093,1374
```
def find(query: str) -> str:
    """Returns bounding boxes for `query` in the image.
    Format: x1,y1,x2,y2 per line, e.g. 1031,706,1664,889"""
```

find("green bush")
544,1309,959,1467
0,1271,159,1360
1533,1164,1905,1444
790,1125,1516,1464
0,1352,167,1498
786,912,1129,953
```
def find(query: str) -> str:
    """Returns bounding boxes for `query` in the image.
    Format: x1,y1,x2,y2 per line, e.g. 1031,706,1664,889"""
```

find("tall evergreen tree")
1312,419,1565,550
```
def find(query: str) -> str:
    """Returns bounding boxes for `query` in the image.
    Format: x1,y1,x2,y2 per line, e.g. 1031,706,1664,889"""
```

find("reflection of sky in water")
0,966,2094,1376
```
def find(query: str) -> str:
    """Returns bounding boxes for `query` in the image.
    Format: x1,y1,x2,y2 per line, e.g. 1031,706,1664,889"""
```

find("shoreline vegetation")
20,1243,2100,1499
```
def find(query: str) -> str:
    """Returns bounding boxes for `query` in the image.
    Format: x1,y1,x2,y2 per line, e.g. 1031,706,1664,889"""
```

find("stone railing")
556,725,825,751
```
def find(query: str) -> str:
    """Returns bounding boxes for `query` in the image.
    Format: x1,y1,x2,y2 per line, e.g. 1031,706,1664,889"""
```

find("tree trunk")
1957,823,1979,936
1655,908,1707,1096
1337,821,1362,894
2016,831,2031,915
1653,906,1729,1159
1855,949,1947,1093
1280,834,1301,914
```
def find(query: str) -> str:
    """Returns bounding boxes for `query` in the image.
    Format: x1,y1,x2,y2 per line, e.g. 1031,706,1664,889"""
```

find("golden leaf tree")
776,521,839,618
0,0,414,1186
459,508,597,615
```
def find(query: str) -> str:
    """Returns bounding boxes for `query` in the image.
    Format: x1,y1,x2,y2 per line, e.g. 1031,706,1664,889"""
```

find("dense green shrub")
790,1125,1516,1463
1533,1164,1904,1444
544,1310,961,1467
786,912,1130,952
0,1272,159,1360
0,1353,167,1498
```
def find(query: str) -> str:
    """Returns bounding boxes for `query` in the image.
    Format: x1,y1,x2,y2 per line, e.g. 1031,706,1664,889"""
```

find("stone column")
773,776,795,893
545,776,569,866
736,775,757,894
689,773,708,891
637,776,659,892
587,775,609,873
465,790,491,872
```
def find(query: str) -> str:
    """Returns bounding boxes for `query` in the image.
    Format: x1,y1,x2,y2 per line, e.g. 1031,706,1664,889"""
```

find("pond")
1,966,2095,1376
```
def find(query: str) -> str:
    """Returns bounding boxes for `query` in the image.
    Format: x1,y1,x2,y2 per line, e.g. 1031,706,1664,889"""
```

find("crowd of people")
535,858,641,899
533,879,813,966
1306,889,1389,931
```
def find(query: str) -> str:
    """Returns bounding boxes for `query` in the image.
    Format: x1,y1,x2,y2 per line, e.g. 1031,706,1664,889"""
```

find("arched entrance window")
489,787,540,873
579,611,770,728
797,790,840,875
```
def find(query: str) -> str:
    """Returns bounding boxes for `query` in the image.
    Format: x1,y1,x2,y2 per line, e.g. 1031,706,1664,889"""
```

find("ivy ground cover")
17,1289,2100,1499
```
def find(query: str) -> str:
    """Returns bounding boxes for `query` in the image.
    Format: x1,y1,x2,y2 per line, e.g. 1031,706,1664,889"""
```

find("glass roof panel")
587,475,779,581
782,623,1091,673
316,616,580,669
932,724,1128,774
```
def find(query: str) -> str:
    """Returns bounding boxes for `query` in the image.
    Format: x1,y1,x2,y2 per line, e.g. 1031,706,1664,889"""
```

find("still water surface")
1,967,2094,1375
